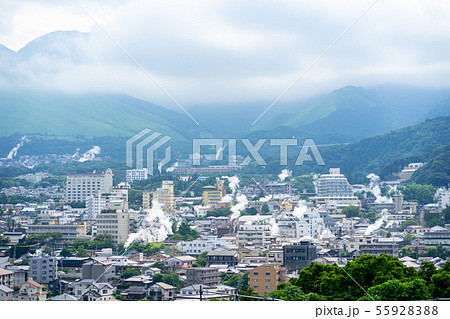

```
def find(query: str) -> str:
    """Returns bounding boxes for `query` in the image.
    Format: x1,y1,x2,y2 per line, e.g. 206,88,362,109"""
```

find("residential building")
207,250,240,267
283,240,317,271
65,169,113,202
29,256,58,284
0,285,14,301
27,222,88,244
80,282,116,301
126,168,148,183
162,256,197,270
143,191,152,210
177,236,229,255
185,267,220,286
95,207,138,244
313,168,360,208
266,249,283,264
262,182,293,196
423,226,450,249
82,258,115,282
16,280,47,301
121,285,148,300
86,183,130,220
148,282,175,301
248,263,288,295
0,268,13,288
237,215,273,248
202,186,223,207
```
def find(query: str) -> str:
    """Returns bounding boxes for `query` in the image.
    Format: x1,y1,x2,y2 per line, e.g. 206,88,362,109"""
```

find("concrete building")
207,250,240,267
0,268,13,288
85,183,130,220
142,191,152,210
0,285,13,301
423,226,450,249
95,206,138,245
27,223,88,244
185,267,220,286
236,215,274,248
313,168,360,208
248,263,288,295
30,256,58,284
65,169,113,203
82,258,115,282
126,168,148,183
202,186,223,207
262,182,293,196
177,236,229,255
282,240,317,271
144,181,174,212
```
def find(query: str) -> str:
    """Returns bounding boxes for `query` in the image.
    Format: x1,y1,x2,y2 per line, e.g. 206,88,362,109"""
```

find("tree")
418,262,438,284
363,278,431,301
192,251,207,267
75,245,89,257
341,206,360,218
261,203,270,215
60,247,74,257
266,283,305,301
0,235,10,246
120,268,140,279
152,273,163,283
444,206,450,224
398,183,438,205
403,234,416,245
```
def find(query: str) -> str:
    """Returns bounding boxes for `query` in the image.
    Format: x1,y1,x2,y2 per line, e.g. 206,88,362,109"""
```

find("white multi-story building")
236,215,273,248
126,169,148,183
85,183,129,220
313,168,360,209
177,236,229,255
435,187,450,211
277,207,326,240
65,169,113,203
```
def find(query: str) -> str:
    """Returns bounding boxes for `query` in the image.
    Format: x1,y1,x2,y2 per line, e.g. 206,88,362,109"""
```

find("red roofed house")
17,280,47,301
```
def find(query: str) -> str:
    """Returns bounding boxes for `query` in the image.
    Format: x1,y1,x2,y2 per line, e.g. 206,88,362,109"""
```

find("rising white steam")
230,194,248,220
292,200,308,219
278,169,292,182
364,209,388,235
270,217,280,236
124,201,172,248
78,146,101,162
216,146,225,160
166,161,179,172
4,136,30,159
222,175,240,194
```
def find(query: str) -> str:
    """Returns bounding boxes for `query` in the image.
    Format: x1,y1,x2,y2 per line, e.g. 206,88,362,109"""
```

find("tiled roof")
26,280,44,288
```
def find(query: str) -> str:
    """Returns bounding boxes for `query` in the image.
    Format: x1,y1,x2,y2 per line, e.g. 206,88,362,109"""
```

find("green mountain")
0,90,205,140
250,86,395,143
250,115,450,182
410,144,450,187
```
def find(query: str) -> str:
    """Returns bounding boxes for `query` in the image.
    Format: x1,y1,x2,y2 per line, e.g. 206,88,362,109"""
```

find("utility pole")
199,285,203,301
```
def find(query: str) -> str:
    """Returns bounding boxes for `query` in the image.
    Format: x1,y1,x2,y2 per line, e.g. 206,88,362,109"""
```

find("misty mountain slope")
0,90,205,140
249,86,395,143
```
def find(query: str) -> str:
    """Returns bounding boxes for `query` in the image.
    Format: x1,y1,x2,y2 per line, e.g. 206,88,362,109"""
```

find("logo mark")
126,129,172,175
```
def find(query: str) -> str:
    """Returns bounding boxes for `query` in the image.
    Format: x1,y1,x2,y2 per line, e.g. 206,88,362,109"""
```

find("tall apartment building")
237,215,273,248
142,191,152,210
202,186,223,207
30,256,58,284
85,183,130,220
248,263,288,295
126,169,148,183
65,169,113,203
143,181,174,212
313,168,360,208
95,202,138,245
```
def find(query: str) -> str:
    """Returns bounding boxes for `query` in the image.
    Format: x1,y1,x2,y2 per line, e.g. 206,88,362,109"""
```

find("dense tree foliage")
397,183,438,205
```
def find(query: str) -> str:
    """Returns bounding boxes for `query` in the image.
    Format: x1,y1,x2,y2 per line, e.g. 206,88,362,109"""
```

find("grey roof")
0,284,13,293
207,250,238,256
151,282,175,290
49,293,78,301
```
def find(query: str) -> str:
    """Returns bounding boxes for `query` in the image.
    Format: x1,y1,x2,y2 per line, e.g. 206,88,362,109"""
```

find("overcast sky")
1,0,449,108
